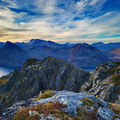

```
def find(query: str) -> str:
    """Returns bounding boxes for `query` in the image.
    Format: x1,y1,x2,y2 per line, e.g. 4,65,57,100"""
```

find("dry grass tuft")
34,90,55,101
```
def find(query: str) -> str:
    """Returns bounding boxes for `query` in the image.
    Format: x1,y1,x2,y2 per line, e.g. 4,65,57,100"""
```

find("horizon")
0,0,120,43
1,39,120,45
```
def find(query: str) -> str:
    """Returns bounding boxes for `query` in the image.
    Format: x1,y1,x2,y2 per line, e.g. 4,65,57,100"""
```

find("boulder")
97,107,115,120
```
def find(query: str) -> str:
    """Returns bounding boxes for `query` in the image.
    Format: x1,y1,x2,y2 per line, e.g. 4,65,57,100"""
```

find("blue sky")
0,0,120,43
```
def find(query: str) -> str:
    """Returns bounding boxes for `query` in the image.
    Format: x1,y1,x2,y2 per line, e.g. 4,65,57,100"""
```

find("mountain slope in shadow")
0,41,30,67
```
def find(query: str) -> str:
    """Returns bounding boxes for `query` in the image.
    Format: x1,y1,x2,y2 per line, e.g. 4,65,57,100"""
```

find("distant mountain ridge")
69,43,109,67
109,47,120,60
92,42,120,50
0,39,118,67
0,41,29,67
29,39,62,47
0,40,120,50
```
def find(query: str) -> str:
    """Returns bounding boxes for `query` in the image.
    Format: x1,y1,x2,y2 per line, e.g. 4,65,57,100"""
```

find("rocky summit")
0,57,89,115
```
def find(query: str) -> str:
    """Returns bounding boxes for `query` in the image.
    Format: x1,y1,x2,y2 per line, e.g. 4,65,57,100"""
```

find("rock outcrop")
0,57,89,115
1,90,119,120
83,62,120,104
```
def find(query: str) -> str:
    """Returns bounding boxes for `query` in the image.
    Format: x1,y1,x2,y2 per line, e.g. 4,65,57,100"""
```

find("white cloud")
90,0,99,5
76,0,88,10
33,0,56,14
1,0,17,8
0,0,119,43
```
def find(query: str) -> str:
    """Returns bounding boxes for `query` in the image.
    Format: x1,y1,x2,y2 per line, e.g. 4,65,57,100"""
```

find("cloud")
1,0,17,7
90,0,99,5
34,0,56,14
0,0,120,43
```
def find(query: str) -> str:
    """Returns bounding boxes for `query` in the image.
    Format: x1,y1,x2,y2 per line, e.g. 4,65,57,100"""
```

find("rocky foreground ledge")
1,90,120,120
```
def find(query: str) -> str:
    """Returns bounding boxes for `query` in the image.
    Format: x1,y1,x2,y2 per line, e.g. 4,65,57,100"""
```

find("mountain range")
0,39,119,67
92,42,120,51
0,40,109,67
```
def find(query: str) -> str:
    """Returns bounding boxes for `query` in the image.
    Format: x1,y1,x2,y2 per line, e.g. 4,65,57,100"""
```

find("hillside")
69,43,110,67
109,47,120,60
0,41,30,67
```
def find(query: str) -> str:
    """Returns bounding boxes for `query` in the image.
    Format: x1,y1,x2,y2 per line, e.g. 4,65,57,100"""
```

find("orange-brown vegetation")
13,102,68,120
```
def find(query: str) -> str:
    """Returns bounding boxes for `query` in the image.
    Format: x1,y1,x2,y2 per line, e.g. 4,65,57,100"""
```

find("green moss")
108,67,119,74
80,98,96,106
110,74,120,85
34,90,55,101
26,115,40,120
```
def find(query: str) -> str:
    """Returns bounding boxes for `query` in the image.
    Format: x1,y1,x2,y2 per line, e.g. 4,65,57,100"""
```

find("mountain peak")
72,43,90,48
29,39,60,48
4,41,20,49
5,41,13,45
0,41,29,67
29,39,45,45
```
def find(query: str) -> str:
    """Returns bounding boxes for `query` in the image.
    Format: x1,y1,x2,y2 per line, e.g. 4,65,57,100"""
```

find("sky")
0,0,120,43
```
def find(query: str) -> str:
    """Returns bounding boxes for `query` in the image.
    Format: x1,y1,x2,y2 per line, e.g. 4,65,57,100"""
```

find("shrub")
34,90,55,101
